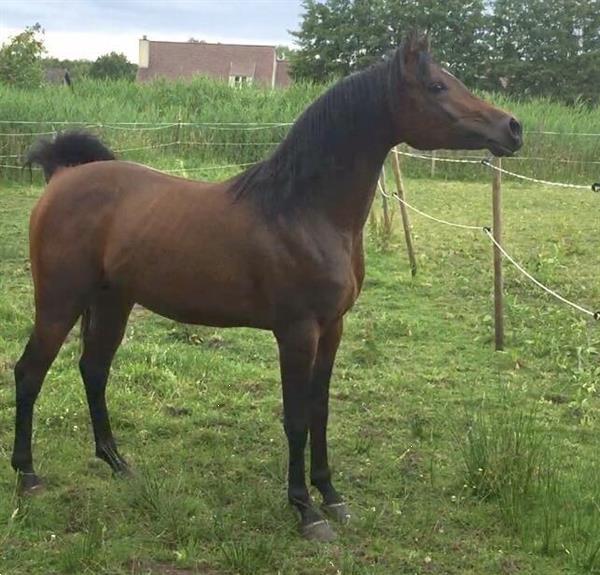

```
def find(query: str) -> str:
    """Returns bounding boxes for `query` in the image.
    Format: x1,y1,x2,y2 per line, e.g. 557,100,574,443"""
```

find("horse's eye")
428,81,446,94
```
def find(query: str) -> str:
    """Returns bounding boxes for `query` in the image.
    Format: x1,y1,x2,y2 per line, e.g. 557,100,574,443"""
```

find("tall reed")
1,77,598,184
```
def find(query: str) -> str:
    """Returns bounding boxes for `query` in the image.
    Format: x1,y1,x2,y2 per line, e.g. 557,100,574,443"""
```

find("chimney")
139,36,149,68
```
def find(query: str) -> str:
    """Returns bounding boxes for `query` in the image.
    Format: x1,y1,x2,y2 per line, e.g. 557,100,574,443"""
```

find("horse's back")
31,160,231,243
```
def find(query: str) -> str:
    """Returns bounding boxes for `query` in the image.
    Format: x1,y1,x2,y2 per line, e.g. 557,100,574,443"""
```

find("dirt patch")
544,393,570,405
499,557,521,574
164,405,193,417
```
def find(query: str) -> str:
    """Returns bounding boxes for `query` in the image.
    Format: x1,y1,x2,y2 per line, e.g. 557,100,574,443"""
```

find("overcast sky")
0,0,305,62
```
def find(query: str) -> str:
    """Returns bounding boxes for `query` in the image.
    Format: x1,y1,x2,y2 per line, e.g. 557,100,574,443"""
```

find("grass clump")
460,403,600,572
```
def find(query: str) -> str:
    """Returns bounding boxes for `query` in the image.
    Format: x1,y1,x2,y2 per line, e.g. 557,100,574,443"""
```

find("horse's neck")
315,137,392,234
283,65,397,233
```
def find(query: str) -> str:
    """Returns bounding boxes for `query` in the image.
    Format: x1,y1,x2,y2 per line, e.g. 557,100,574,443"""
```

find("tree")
384,0,490,86
276,45,294,60
290,0,599,104
487,0,600,103
89,52,137,81
290,0,489,84
289,0,360,81
43,57,92,80
0,23,46,88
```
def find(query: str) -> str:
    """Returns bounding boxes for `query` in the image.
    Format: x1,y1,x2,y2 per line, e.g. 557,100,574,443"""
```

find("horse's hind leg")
12,311,80,491
79,289,132,475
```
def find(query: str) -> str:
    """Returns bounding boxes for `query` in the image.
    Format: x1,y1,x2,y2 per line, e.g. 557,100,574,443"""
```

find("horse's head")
392,34,522,156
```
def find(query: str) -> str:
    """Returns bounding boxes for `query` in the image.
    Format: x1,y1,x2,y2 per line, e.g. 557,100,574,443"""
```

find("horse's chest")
275,225,365,323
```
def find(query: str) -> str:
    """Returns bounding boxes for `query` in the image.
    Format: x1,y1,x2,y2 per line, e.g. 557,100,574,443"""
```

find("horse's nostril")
509,118,522,139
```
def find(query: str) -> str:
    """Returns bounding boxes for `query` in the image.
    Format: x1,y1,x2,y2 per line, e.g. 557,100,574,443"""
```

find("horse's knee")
78,356,93,379
14,338,36,380
284,417,309,445
79,357,109,389
14,348,43,404
14,358,27,387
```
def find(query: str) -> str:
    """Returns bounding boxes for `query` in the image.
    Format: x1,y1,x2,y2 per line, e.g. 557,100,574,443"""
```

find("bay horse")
14,34,522,541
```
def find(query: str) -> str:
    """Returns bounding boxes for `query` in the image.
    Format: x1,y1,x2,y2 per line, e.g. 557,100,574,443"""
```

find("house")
137,37,291,88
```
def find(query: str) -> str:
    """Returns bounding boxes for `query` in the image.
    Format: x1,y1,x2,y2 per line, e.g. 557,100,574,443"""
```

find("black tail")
24,130,115,183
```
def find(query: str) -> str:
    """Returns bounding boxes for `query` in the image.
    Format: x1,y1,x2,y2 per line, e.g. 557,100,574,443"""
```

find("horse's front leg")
309,318,350,524
275,319,336,542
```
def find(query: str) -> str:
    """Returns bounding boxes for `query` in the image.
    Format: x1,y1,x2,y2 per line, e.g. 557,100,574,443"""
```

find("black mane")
231,48,404,214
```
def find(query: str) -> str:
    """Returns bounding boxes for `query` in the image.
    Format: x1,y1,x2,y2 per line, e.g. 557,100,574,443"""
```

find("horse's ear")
403,31,430,60
404,30,419,55
418,34,430,53
402,30,429,70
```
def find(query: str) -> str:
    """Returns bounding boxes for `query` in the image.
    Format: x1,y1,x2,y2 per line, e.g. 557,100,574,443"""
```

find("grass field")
1,167,599,574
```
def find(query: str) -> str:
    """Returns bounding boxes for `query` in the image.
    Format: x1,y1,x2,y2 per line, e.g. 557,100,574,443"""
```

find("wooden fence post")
431,150,436,178
176,108,183,155
369,196,378,231
391,148,418,277
492,157,504,351
380,164,392,236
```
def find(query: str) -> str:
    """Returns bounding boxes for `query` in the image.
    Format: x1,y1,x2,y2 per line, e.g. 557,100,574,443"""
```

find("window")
229,75,253,88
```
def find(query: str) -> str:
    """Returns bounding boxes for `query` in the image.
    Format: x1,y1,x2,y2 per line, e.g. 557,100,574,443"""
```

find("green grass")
1,167,599,574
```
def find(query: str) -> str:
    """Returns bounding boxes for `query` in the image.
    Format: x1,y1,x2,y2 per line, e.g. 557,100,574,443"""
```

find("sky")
0,0,305,62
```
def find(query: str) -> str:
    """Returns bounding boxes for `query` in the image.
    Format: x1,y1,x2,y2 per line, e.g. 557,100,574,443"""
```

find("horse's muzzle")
487,116,523,156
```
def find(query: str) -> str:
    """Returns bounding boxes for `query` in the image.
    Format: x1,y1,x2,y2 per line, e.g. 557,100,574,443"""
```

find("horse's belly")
138,299,272,329
104,203,276,328
127,266,273,329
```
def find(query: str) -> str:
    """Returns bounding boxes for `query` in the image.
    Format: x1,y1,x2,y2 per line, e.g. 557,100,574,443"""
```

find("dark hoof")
18,473,44,494
301,519,337,542
321,501,351,524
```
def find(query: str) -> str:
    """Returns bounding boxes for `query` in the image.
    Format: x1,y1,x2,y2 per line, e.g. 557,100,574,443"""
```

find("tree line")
2,4,598,105
289,0,600,104
0,24,137,88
